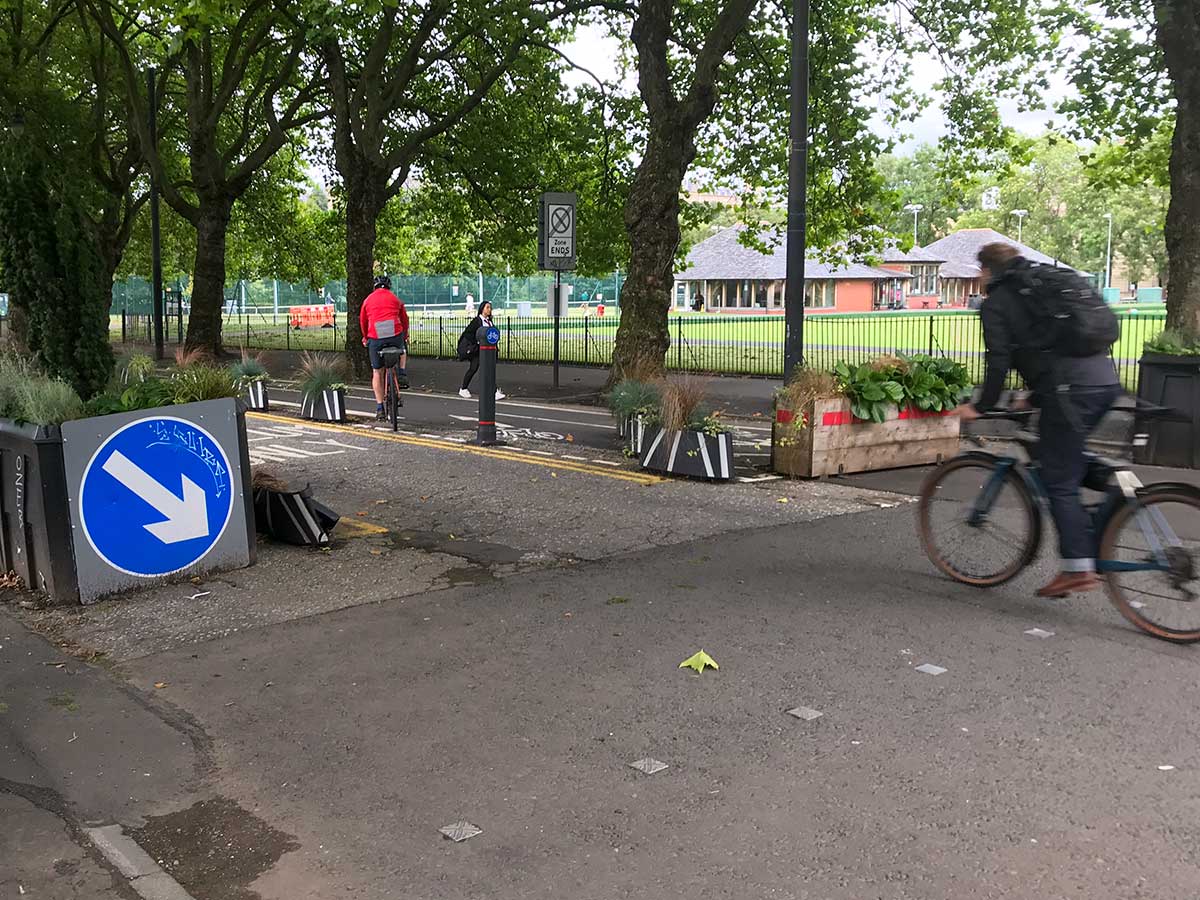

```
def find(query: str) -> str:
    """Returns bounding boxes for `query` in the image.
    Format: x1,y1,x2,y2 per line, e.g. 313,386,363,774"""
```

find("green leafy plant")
1145,329,1200,356
833,360,906,424
606,378,661,420
125,354,156,383
229,351,269,384
170,364,238,404
297,351,348,397
833,355,971,423
86,378,177,416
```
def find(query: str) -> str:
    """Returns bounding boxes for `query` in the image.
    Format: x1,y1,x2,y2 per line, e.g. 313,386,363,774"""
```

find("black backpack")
1014,262,1119,357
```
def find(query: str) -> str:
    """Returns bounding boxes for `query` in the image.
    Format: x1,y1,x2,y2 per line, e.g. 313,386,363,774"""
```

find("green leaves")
834,355,971,424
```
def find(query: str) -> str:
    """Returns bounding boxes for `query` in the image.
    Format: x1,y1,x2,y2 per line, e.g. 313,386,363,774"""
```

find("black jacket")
457,302,494,361
975,258,1118,412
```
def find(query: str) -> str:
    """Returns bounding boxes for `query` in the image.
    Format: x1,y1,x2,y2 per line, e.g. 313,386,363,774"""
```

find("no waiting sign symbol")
550,206,572,235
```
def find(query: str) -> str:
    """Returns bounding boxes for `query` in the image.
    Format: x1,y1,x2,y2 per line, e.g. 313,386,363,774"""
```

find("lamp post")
1103,212,1114,292
147,68,165,360
903,203,924,246
1010,209,1028,243
782,0,811,379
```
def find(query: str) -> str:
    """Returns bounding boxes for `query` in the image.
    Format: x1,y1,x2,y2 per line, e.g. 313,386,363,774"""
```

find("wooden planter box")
244,380,270,412
301,388,346,423
1134,352,1200,469
772,397,959,477
639,425,733,481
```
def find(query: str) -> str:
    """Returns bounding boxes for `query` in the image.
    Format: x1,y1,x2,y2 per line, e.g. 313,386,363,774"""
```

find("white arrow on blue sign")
78,417,235,577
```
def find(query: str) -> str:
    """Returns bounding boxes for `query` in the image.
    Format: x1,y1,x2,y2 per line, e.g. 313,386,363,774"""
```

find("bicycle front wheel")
918,456,1041,587
1100,485,1200,643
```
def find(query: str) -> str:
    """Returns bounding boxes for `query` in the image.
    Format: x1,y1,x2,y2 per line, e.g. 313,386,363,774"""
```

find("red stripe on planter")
821,411,855,426
776,409,795,424
898,408,953,420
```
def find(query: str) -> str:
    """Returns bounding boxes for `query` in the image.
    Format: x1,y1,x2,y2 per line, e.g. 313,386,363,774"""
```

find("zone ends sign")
538,192,577,272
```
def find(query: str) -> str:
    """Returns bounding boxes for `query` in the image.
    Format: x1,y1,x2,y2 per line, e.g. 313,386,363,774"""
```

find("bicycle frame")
967,449,1175,576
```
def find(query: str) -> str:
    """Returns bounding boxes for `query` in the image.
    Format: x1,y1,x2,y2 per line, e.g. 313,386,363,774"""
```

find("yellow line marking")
248,412,663,485
335,518,390,538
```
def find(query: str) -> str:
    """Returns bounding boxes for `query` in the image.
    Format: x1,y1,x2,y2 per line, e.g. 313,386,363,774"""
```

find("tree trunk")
343,160,388,378
185,198,232,355
610,126,692,381
1159,0,1200,333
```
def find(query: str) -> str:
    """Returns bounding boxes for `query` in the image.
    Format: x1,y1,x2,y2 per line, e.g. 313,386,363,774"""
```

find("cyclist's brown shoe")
1036,572,1101,598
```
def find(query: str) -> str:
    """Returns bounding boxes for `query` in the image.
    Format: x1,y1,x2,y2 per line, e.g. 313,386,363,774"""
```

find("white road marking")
561,455,587,461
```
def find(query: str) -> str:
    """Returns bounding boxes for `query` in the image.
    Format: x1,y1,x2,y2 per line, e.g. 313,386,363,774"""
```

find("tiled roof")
680,228,912,281
881,241,945,264
939,260,982,280
922,228,1083,273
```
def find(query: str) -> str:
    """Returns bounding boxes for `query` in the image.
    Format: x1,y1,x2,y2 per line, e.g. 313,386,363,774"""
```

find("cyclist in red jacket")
359,276,409,419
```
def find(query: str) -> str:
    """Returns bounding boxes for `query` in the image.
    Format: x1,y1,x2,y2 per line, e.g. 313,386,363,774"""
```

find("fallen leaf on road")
356,511,368,516
551,473,558,478
679,650,719,673
565,434,575,442
607,596,630,605
564,612,573,618
777,498,790,504
369,549,382,556
154,682,167,689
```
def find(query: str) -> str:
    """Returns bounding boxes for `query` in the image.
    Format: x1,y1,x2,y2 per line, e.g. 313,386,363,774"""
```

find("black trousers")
462,354,480,390
1036,384,1122,568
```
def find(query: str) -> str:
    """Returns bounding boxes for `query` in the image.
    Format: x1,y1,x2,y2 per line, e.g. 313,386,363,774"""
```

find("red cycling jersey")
359,288,409,340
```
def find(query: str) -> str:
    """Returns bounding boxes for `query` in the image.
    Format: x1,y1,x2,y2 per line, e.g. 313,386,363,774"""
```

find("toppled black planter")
301,388,346,423
253,482,339,546
244,380,270,411
1135,352,1200,469
639,426,733,481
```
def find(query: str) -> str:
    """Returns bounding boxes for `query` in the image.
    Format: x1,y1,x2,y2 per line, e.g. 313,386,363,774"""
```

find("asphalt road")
267,380,777,475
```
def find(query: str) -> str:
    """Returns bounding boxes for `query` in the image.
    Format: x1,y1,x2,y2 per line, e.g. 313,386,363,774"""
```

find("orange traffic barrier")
288,305,335,328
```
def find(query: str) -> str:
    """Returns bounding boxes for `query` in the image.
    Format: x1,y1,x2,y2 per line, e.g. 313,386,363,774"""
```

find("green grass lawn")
111,306,1166,389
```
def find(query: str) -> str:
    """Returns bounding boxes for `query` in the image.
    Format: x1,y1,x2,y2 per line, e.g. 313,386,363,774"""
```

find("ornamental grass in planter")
230,351,271,411
606,377,662,455
298,351,348,422
638,376,733,481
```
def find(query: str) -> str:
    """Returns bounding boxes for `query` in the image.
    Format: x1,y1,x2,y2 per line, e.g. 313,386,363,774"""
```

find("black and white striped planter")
639,426,733,481
300,388,346,423
617,414,647,455
244,380,270,411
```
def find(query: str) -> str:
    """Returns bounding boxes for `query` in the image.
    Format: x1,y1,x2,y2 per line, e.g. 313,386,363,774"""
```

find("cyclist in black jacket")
954,242,1120,599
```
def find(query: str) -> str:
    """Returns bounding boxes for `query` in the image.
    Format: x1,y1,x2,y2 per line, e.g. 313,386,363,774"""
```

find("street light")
1103,212,1114,292
903,203,924,246
1010,209,1029,243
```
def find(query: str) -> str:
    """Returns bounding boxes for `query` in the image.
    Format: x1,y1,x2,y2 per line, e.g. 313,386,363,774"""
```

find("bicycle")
378,347,405,432
917,407,1200,643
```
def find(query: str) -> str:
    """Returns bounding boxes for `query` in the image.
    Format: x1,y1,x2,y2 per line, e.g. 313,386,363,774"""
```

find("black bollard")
476,323,501,445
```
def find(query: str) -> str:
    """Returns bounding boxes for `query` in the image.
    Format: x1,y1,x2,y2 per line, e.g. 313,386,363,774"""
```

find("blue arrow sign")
79,416,235,577
485,325,500,345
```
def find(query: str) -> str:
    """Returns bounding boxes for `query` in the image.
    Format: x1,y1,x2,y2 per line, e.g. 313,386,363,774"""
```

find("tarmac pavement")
3,394,1199,899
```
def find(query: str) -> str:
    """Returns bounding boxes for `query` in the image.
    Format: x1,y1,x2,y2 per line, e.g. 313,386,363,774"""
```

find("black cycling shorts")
367,335,407,369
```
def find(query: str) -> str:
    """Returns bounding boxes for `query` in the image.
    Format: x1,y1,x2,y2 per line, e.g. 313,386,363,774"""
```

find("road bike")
917,407,1200,643
378,347,405,432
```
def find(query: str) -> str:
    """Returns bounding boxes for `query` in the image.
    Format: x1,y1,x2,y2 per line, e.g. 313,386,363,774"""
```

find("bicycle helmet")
373,275,392,291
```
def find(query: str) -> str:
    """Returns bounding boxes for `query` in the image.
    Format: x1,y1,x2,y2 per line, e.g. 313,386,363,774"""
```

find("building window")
804,280,835,308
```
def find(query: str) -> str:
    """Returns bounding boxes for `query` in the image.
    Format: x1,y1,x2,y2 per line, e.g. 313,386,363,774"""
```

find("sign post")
538,192,577,389
476,324,502,445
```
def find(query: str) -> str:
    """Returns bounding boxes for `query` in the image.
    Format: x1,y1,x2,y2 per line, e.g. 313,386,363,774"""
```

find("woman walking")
457,300,505,400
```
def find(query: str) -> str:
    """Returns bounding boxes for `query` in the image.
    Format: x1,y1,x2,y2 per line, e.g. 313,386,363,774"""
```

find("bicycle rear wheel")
388,370,400,431
918,456,1041,587
1099,484,1200,643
